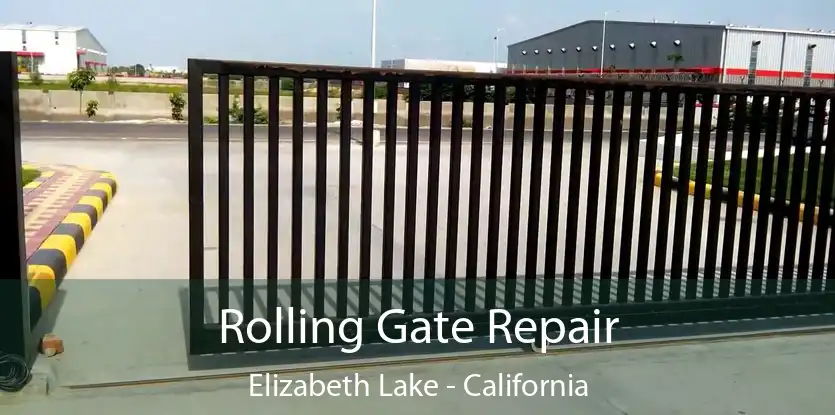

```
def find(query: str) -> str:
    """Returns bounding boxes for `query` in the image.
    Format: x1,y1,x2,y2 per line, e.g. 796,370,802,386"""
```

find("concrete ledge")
26,170,118,325
653,171,831,224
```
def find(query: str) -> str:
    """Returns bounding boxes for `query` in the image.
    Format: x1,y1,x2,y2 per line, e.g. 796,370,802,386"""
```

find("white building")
380,58,507,74
147,65,182,74
0,23,108,75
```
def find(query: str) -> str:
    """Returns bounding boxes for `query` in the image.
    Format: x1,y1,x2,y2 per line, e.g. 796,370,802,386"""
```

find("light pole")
493,28,505,73
371,0,377,68
367,0,380,145
599,10,619,76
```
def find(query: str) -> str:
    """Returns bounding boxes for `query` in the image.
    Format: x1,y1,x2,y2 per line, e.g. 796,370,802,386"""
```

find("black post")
0,52,32,362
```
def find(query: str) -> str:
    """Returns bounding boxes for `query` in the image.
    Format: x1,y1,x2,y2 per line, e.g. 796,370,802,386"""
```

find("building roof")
509,20,835,47
0,23,85,32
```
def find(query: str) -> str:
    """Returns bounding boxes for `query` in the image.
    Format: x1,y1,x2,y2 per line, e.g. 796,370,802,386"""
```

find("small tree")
667,53,684,73
106,71,119,95
67,68,96,114
169,92,186,121
29,71,43,88
85,100,99,118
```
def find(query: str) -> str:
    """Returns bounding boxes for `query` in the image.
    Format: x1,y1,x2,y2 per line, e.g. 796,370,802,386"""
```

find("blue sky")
5,0,834,67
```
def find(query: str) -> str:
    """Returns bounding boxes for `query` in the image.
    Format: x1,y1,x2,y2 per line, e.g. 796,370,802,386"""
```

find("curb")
653,172,827,225
22,163,53,192
25,169,118,325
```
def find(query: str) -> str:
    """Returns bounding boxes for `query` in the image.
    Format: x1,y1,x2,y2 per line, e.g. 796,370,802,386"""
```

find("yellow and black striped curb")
653,171,825,225
26,170,118,325
22,163,53,192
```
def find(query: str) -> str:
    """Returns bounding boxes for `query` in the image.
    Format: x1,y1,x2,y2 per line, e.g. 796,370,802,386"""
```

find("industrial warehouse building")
0,23,108,75
508,20,835,87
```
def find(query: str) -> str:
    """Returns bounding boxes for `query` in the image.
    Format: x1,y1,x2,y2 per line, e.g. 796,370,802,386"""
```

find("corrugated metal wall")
721,29,835,87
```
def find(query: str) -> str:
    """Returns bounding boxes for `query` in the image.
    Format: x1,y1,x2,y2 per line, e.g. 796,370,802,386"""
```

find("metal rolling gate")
0,53,38,363
186,58,835,355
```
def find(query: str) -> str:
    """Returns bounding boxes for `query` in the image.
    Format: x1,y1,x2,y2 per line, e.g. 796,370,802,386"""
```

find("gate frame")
186,58,835,356
0,52,35,363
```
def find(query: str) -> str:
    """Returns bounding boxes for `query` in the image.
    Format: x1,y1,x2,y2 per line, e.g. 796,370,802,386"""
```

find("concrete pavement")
6,135,830,410
8,330,835,414
18,134,811,282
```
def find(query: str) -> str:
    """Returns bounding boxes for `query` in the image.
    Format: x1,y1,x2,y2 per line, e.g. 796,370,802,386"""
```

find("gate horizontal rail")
188,58,835,355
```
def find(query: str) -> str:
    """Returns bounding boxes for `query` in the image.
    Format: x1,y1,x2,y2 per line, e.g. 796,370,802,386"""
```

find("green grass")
20,81,348,97
21,168,39,187
676,154,835,208
21,80,189,94
19,80,401,99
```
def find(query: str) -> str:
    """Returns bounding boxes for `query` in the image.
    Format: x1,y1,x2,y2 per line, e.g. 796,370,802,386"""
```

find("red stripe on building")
15,51,45,57
508,67,835,80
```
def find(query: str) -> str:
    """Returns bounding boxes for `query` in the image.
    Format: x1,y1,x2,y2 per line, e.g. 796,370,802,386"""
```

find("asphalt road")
21,121,631,143
21,122,748,155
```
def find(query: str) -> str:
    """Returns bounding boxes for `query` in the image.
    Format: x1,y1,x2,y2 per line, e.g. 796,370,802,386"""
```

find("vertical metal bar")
382,80,397,311
813,98,835,292
242,76,255,322
266,76,279,323
668,92,697,301
485,83,507,309
766,97,796,295
504,82,527,309
561,87,587,306
524,81,547,308
0,51,31,361
652,90,680,302
781,96,810,294
616,90,645,304
542,88,567,307
581,87,606,305
750,94,781,296
829,215,835,291
402,81,421,314
685,93,715,300
291,78,304,309
359,80,375,317
423,78,443,313
598,88,626,304
634,89,663,303
735,95,764,298
444,80,465,312
718,94,747,298
314,78,328,317
187,59,205,354
465,83,486,312
796,95,826,292
337,79,352,317
217,74,230,319
703,94,733,299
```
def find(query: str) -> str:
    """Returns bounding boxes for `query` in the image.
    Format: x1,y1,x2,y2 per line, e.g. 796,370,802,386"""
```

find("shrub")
85,100,99,118
29,71,43,87
106,73,119,95
229,96,268,124
169,92,186,121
